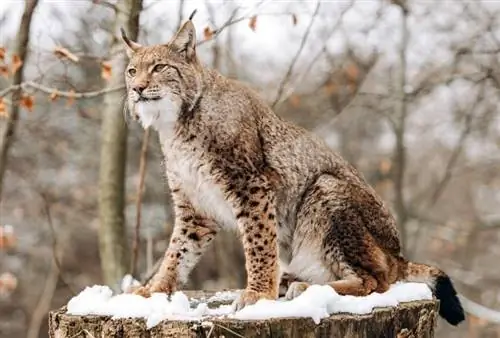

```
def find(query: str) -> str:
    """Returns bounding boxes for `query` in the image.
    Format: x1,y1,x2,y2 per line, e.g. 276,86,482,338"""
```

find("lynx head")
121,12,202,130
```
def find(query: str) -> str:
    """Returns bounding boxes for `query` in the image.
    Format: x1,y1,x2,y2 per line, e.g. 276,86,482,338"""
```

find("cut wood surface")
49,290,439,338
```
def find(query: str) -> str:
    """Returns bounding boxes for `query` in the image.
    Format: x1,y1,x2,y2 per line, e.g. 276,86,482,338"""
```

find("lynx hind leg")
284,174,392,301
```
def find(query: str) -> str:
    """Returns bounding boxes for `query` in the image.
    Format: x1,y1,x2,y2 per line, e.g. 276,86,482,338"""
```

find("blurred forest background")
1,0,500,337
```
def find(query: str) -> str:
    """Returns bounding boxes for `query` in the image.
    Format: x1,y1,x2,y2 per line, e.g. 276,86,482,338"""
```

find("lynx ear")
170,15,197,61
120,27,142,58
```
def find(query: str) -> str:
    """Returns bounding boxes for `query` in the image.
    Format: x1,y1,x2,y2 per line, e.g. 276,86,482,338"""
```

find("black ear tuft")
435,274,465,326
189,9,197,21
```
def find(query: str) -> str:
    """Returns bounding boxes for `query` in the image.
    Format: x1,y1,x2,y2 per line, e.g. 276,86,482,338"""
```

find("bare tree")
0,0,39,205
98,0,143,289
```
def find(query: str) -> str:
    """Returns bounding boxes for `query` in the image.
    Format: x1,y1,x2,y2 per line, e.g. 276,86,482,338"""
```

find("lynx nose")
132,84,146,94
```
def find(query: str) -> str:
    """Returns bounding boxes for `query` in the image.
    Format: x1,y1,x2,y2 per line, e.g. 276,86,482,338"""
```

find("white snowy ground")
66,280,433,330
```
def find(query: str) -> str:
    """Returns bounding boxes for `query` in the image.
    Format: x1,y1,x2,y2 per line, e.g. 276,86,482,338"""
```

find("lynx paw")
131,280,176,298
279,272,301,297
132,285,152,298
232,289,276,311
285,281,310,300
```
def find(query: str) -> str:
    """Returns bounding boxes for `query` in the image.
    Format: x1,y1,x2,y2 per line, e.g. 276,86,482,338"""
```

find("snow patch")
120,274,140,293
66,282,433,329
206,290,240,303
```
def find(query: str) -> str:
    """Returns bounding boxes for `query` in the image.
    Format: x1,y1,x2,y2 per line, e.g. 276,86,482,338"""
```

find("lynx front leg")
231,181,279,310
134,195,218,297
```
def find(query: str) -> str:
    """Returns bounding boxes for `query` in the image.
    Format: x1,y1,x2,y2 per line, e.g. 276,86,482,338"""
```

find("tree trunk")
98,0,143,289
49,290,439,338
0,0,39,205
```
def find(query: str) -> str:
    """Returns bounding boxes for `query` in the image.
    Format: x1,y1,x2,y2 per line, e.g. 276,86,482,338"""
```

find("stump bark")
49,290,439,338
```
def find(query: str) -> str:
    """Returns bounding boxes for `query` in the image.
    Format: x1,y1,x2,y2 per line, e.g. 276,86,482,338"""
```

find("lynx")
121,14,464,325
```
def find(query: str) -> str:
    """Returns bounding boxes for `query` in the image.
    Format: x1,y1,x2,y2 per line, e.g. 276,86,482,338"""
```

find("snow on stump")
49,287,439,338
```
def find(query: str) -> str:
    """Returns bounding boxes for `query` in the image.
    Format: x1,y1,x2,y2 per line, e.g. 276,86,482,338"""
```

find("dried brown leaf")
53,46,79,63
346,64,359,81
0,225,15,251
0,65,8,79
324,82,337,95
249,15,257,32
49,91,59,102
20,94,34,112
101,61,112,81
379,159,392,175
289,94,300,107
0,98,7,118
348,82,357,93
291,14,298,26
0,272,18,295
203,26,214,41
11,55,23,75
66,90,75,107
0,47,5,62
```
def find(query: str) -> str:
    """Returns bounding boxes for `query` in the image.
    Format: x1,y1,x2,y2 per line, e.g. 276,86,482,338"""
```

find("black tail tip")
435,274,465,326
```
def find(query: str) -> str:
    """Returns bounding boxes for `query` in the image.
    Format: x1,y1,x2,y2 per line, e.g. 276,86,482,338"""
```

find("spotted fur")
121,18,464,325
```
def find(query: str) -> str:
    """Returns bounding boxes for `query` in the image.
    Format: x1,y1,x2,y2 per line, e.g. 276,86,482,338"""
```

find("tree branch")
0,0,39,207
271,0,321,108
392,1,410,254
0,81,124,99
25,255,59,338
428,91,479,205
196,1,268,47
409,82,485,209
40,193,76,296
273,0,356,108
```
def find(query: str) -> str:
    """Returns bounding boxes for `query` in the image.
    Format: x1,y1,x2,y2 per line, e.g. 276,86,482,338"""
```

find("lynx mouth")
136,96,162,103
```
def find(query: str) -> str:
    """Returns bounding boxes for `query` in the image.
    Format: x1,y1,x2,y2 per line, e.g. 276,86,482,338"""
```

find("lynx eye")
127,68,137,77
152,64,167,73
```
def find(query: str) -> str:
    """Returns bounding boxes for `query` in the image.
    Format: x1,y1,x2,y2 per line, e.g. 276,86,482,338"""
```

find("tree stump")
48,290,439,338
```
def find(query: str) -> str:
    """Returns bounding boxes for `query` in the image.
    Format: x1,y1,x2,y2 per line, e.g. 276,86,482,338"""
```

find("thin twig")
196,1,269,47
273,0,356,107
213,323,246,338
196,8,240,47
82,330,97,338
428,107,476,205
206,324,215,338
271,0,321,108
130,127,151,277
410,83,485,209
314,51,379,135
26,256,59,338
408,83,485,257
392,1,409,254
141,256,162,285
41,193,76,295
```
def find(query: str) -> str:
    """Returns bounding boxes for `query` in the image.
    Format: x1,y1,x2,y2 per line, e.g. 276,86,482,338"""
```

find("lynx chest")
165,145,237,230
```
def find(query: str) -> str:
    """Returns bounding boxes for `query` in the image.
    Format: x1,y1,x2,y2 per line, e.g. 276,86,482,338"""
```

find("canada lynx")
121,15,464,325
